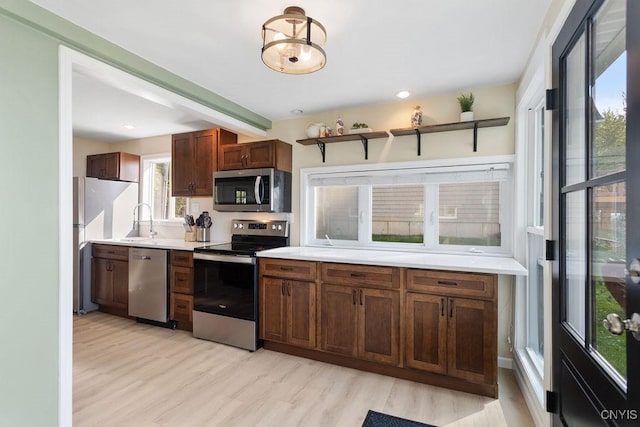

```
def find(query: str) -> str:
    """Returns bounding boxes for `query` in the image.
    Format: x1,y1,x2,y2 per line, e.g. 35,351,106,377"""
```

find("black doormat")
361,410,435,427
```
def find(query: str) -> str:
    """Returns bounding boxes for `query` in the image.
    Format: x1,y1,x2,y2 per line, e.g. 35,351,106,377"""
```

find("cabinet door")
405,293,447,374
447,297,496,384
286,281,316,348
192,130,217,196
92,258,113,305
218,144,245,170
260,277,287,342
358,288,400,365
102,152,120,180
111,259,129,310
171,266,193,294
245,141,274,169
171,132,195,196
320,284,358,357
86,154,106,179
171,293,193,331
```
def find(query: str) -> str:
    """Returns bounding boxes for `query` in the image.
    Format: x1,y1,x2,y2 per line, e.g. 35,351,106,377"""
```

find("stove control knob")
277,225,283,231
272,224,277,230
233,223,238,229
238,223,244,229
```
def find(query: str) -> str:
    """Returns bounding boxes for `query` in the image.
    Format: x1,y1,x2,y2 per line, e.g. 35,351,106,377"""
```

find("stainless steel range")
192,219,289,351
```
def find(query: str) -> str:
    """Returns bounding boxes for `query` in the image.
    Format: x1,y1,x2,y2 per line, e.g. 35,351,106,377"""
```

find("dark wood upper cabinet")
86,152,140,182
172,128,237,197
218,139,292,172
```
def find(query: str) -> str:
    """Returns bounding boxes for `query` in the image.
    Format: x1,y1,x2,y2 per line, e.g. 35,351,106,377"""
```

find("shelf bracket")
472,122,479,152
315,140,326,163
414,129,422,156
359,135,369,160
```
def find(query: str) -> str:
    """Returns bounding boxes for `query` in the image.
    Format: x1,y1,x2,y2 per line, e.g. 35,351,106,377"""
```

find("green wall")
0,13,60,426
0,1,270,425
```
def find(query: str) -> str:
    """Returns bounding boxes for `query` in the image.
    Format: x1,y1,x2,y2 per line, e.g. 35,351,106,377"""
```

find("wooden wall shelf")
390,117,510,155
296,131,389,163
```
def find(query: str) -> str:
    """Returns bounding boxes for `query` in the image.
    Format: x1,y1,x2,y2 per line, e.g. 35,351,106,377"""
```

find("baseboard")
498,356,513,369
513,352,547,427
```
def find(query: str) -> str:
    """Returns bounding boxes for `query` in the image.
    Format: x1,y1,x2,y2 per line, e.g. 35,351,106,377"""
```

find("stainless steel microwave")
213,168,292,212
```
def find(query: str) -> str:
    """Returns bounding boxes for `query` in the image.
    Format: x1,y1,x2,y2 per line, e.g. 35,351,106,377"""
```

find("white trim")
514,352,548,427
61,47,267,138
498,357,513,370
58,46,74,427
57,46,268,426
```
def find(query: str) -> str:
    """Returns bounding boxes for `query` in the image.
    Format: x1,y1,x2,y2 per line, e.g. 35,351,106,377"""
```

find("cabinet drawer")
406,269,496,299
171,266,193,294
171,293,193,323
321,263,400,289
260,258,317,281
92,244,128,261
171,250,193,267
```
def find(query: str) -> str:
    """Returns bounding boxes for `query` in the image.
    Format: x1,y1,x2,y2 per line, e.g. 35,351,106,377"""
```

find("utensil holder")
196,227,210,242
184,229,197,242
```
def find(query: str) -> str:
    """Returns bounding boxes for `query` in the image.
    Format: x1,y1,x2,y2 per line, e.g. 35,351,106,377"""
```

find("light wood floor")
74,312,534,426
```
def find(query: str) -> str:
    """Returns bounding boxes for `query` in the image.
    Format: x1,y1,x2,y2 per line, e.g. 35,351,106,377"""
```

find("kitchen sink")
120,237,150,242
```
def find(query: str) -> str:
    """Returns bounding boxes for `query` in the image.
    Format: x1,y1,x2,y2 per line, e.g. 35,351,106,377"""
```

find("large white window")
301,156,514,255
525,103,546,374
141,155,187,221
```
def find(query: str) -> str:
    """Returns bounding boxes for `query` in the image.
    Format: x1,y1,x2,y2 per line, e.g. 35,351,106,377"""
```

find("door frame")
551,0,640,424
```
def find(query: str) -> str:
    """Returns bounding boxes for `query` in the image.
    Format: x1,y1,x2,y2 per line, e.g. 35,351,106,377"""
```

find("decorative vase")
305,123,324,138
411,106,423,127
460,111,474,122
336,117,344,135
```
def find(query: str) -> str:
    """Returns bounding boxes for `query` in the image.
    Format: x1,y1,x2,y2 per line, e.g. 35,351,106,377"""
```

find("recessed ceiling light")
396,91,410,99
123,123,136,129
290,109,304,115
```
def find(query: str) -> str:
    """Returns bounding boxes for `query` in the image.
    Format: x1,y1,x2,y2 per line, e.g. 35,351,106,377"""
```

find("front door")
552,0,640,425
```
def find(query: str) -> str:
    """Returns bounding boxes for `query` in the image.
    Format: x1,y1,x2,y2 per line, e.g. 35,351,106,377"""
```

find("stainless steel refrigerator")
73,177,138,314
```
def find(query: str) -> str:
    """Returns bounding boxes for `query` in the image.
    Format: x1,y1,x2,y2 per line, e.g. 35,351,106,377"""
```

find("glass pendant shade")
261,6,327,74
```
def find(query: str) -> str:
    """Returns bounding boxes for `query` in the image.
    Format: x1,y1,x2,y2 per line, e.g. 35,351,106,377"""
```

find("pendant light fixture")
261,6,327,74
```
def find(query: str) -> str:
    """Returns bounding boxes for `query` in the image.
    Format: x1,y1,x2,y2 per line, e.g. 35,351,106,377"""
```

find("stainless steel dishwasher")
128,247,170,325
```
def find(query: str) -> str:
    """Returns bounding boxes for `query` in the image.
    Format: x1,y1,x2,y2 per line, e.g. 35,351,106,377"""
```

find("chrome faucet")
132,203,156,238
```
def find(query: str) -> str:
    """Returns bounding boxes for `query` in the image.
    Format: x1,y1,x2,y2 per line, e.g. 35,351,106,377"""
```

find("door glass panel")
565,33,587,186
592,181,627,380
592,0,626,178
565,190,586,340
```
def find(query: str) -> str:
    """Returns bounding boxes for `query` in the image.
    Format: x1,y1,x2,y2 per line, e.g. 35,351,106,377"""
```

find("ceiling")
32,0,551,142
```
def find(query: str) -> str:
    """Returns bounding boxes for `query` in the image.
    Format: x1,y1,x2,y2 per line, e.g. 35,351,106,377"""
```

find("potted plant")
457,92,474,121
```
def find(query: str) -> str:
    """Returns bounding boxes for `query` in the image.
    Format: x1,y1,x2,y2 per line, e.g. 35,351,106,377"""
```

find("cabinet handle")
441,298,445,316
287,281,291,296
352,289,357,305
279,266,294,271
359,289,363,305
350,273,366,278
438,280,458,286
449,299,454,318
281,281,285,295
107,250,115,254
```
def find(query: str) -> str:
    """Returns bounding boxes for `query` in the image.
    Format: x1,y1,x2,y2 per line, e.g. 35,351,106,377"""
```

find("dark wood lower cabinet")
169,250,194,331
321,284,399,365
260,259,499,398
92,249,129,318
259,276,316,349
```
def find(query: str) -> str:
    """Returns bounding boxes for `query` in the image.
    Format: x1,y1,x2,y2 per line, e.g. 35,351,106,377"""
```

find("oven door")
193,253,257,321
213,168,273,212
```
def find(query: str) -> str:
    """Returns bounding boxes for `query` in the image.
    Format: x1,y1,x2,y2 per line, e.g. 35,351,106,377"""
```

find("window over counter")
301,156,514,255
141,155,187,221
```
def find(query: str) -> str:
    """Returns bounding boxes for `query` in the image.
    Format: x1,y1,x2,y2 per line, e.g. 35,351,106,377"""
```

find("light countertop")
257,246,527,276
91,238,225,251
